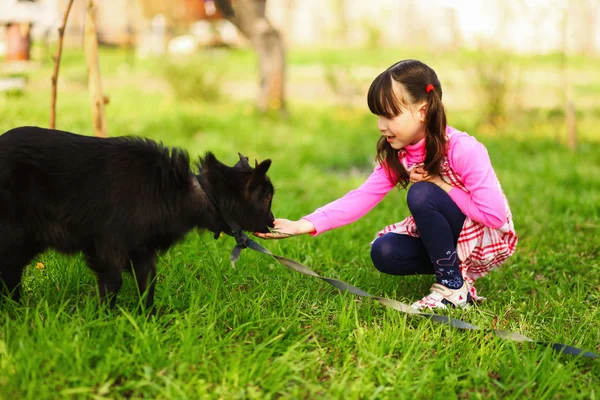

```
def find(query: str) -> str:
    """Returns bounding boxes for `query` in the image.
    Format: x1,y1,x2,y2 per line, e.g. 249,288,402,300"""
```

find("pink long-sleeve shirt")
303,126,507,235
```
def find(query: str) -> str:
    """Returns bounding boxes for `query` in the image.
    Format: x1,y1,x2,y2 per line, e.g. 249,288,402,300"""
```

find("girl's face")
377,100,427,150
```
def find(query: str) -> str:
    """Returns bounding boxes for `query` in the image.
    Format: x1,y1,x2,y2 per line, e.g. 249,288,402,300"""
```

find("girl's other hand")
409,165,433,183
409,165,452,192
253,218,315,239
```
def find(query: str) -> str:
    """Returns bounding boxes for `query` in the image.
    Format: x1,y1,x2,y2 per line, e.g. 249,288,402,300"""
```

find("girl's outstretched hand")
254,218,315,239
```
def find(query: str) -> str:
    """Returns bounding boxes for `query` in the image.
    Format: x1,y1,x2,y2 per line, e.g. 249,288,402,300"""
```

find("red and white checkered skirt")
373,155,518,301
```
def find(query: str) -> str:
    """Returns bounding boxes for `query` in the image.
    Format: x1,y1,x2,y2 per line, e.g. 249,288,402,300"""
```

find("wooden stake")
84,0,107,137
50,0,75,129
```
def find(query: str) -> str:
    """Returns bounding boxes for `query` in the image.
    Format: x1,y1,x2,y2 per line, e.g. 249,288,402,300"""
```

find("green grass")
0,46,599,399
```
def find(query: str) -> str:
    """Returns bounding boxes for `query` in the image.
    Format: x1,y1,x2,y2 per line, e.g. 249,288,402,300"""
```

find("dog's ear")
254,159,271,176
247,159,271,190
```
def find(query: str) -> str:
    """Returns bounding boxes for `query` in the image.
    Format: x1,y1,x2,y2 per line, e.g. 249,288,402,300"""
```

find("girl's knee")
407,181,439,212
371,238,389,270
371,236,400,273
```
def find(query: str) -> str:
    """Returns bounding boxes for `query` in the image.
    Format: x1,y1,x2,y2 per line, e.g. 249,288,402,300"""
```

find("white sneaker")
410,283,470,310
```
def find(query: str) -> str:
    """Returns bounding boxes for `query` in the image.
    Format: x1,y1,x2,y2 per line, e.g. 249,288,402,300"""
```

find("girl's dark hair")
367,59,447,189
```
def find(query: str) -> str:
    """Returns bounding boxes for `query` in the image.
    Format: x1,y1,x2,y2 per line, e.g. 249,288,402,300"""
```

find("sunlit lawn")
0,46,598,399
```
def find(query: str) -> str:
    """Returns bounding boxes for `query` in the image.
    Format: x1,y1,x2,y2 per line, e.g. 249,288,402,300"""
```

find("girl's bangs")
367,72,403,118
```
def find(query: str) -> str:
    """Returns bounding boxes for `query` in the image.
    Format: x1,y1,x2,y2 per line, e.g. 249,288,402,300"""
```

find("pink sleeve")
303,165,395,235
447,136,506,229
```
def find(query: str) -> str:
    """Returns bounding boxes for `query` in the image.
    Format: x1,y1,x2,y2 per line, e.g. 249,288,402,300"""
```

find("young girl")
255,59,518,310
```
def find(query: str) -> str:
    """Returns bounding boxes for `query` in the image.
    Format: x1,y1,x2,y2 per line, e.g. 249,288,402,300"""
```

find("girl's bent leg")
407,181,466,290
371,233,433,275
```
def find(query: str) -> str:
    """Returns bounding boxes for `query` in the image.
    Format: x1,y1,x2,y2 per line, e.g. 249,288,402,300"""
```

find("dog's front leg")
0,243,42,304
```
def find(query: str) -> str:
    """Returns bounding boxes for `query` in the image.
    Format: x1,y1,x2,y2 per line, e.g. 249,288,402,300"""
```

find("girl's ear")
418,101,428,122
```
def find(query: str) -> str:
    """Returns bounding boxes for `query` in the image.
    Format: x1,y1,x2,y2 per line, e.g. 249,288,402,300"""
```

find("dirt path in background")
219,64,596,110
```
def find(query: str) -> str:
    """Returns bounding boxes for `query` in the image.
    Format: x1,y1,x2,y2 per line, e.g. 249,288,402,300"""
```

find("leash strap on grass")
230,238,598,359
198,172,596,359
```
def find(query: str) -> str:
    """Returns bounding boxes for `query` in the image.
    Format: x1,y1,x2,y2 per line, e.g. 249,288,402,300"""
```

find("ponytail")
422,88,447,177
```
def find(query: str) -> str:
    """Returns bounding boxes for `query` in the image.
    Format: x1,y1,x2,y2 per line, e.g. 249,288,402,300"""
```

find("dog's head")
197,152,274,234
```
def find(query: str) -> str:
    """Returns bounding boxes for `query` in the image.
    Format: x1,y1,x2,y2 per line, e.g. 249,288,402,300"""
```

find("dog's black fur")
0,126,275,310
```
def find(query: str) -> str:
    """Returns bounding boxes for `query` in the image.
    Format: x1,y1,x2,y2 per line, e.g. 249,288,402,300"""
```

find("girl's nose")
377,117,387,133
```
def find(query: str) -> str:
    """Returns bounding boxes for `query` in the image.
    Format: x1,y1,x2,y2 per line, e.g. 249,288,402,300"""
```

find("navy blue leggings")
370,182,466,288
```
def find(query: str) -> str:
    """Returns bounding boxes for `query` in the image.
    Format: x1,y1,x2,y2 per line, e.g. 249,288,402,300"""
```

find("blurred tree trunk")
560,9,576,151
331,0,348,43
214,0,286,115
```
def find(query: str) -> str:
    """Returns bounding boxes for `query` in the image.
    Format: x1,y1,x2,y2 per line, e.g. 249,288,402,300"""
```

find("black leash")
197,174,598,359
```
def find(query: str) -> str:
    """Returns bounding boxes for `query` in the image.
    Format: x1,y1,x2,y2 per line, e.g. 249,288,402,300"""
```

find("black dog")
0,126,275,311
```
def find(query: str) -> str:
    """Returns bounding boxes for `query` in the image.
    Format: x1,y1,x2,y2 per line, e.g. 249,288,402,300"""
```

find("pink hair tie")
426,84,435,93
